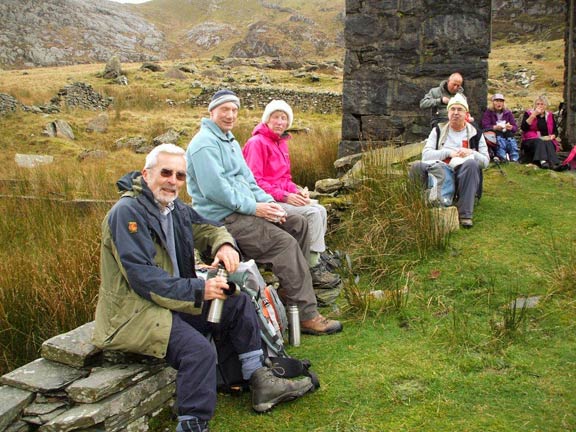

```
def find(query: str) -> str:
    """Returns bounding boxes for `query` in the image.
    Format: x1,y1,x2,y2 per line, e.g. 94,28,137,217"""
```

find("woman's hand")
285,193,309,206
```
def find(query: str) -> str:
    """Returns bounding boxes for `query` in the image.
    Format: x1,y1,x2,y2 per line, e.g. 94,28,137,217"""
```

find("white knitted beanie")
261,100,293,129
447,93,469,112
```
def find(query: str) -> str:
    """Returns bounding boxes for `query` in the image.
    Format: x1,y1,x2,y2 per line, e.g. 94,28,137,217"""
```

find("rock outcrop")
0,0,166,68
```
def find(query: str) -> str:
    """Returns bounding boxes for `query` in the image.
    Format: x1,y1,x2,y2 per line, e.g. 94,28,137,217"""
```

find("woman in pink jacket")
520,95,562,170
243,100,337,287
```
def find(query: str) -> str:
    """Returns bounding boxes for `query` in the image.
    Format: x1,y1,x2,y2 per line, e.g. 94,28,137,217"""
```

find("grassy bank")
187,164,576,432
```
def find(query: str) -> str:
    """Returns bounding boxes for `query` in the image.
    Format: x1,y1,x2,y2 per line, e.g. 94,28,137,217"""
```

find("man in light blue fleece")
186,89,342,336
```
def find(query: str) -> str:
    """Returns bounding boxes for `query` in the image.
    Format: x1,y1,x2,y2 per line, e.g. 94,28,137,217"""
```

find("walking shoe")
310,263,341,289
319,249,344,272
250,367,313,413
176,418,209,432
301,314,343,335
459,218,473,228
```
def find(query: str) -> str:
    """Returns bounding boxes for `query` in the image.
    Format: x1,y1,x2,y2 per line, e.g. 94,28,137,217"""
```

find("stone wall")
189,85,342,114
340,0,492,156
0,322,174,432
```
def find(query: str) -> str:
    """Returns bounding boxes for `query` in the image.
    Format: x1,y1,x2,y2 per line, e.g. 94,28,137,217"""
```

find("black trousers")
521,138,560,165
165,293,261,421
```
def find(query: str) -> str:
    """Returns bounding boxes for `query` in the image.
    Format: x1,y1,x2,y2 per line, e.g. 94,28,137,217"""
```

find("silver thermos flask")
207,267,228,324
287,305,301,346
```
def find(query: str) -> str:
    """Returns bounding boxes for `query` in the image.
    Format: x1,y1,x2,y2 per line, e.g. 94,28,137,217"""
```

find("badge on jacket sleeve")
128,221,138,233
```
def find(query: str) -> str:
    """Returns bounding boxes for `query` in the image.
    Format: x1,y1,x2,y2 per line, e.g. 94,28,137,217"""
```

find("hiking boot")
176,418,209,432
310,264,341,289
319,250,344,272
301,314,343,335
250,367,313,413
460,218,473,229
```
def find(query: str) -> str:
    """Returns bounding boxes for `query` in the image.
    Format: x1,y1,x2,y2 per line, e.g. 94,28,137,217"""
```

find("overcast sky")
107,0,151,3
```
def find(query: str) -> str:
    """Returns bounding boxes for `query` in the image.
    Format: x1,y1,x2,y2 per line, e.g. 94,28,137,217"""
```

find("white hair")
144,143,185,169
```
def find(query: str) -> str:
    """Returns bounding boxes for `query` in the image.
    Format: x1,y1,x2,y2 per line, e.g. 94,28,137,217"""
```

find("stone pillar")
340,0,492,157
563,0,576,149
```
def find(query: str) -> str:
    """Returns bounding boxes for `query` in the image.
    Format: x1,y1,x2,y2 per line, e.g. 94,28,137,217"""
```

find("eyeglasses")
160,168,186,181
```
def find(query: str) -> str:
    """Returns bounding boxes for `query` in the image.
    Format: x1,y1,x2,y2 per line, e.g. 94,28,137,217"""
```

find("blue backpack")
426,161,455,207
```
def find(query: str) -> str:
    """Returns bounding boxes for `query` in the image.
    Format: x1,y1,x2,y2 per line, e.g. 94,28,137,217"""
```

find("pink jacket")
521,110,560,151
242,123,299,202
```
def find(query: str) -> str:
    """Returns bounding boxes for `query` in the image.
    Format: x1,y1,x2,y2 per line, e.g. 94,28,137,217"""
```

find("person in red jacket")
243,100,340,290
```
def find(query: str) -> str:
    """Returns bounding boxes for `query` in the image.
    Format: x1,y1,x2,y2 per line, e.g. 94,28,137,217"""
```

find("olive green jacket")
93,173,236,358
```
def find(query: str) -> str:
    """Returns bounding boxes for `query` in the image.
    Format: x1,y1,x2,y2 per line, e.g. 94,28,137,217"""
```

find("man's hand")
451,148,474,158
204,276,229,301
211,243,240,273
442,96,450,104
255,202,287,224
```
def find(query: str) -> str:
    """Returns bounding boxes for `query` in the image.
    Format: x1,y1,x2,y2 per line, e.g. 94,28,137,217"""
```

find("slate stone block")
41,322,101,369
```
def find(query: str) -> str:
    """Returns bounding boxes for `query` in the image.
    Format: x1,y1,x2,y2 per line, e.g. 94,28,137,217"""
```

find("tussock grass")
0,197,107,372
336,149,449,297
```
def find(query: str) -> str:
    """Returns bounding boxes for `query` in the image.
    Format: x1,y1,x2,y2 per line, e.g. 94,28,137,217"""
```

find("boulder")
103,55,122,79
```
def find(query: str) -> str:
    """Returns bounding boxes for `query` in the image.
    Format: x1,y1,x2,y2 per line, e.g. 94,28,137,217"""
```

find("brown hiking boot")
301,314,343,335
310,264,341,289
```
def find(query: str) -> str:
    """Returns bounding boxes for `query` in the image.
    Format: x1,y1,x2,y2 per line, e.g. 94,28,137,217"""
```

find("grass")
172,164,576,432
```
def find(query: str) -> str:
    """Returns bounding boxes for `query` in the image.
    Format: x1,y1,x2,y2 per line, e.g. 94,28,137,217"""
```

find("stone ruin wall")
341,0,576,157
339,0,491,157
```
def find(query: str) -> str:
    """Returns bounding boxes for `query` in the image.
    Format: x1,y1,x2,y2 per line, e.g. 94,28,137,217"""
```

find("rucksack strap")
266,356,321,390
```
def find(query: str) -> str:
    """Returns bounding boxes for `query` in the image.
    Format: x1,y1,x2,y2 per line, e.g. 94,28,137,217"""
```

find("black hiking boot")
250,367,313,413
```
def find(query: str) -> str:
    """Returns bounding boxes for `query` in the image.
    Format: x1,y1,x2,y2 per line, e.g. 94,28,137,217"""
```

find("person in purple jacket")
481,93,519,162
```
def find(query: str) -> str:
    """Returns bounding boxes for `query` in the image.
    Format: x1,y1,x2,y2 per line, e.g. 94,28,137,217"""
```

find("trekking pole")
493,158,506,176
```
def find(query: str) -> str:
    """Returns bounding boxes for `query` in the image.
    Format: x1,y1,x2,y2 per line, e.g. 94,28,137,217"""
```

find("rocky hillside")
491,0,566,42
0,0,344,69
0,0,167,68
0,0,564,70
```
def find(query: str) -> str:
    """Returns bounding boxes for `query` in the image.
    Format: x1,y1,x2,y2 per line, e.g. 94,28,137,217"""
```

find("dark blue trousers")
165,292,261,421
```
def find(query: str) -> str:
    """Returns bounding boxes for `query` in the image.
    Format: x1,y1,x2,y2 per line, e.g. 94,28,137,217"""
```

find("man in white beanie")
242,100,342,300
186,89,342,335
410,93,490,228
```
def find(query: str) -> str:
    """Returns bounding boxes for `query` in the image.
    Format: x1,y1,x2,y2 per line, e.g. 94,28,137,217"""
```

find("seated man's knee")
286,213,308,232
408,162,427,185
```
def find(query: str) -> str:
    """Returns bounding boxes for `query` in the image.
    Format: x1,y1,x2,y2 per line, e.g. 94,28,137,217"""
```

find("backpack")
561,145,576,170
206,260,320,392
236,260,289,357
425,160,455,207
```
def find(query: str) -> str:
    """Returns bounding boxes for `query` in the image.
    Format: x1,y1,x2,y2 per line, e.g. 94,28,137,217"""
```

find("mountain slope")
0,0,344,69
0,0,166,68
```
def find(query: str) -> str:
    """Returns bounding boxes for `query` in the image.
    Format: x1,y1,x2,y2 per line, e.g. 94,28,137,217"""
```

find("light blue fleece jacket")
186,118,274,221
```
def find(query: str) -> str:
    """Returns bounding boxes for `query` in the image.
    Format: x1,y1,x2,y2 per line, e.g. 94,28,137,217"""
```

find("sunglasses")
160,168,186,181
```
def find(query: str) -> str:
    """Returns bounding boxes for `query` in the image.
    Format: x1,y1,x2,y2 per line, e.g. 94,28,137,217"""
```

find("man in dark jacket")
420,72,467,127
93,144,313,432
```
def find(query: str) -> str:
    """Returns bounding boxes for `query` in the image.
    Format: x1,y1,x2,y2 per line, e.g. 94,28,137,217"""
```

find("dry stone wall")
0,322,175,432
189,85,342,114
